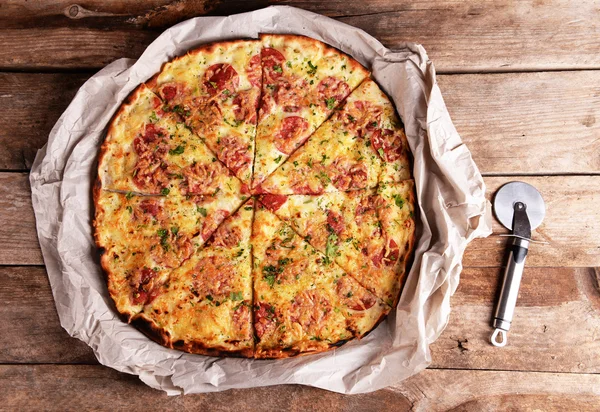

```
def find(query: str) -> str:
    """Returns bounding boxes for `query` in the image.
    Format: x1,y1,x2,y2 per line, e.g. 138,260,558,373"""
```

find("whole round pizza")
94,34,415,359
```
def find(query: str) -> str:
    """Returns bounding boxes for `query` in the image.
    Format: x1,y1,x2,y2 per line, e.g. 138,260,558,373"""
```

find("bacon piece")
289,290,332,333
182,162,219,195
326,210,344,236
204,64,239,96
132,199,165,225
274,116,309,155
372,128,405,162
329,160,368,191
260,194,288,212
232,90,259,125
151,233,193,268
188,98,221,132
232,304,252,340
247,53,262,88
201,209,230,241
130,267,159,305
132,124,171,192
254,302,277,339
191,255,236,299
336,277,376,311
343,100,383,137
273,78,308,113
317,77,350,109
209,220,242,248
218,135,251,175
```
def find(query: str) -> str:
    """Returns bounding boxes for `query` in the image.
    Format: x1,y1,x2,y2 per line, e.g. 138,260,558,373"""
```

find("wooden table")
1,1,599,410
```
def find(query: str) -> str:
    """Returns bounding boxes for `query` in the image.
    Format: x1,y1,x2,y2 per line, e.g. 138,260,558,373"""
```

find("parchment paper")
29,6,492,395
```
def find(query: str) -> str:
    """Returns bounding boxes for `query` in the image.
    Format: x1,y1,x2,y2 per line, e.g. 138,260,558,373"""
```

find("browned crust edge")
132,313,255,358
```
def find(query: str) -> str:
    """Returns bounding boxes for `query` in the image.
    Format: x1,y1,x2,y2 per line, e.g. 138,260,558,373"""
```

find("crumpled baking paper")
29,6,492,395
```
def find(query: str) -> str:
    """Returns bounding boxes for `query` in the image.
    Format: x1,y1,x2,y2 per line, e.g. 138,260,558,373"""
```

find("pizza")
94,35,415,358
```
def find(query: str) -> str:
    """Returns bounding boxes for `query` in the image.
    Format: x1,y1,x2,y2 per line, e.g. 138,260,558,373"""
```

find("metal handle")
490,237,529,347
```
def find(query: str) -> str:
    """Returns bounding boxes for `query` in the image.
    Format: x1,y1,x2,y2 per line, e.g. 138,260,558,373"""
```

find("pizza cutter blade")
490,182,545,347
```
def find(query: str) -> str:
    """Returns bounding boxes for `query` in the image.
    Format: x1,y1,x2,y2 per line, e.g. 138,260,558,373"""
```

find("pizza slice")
256,79,410,195
99,84,246,197
94,189,246,319
252,202,389,358
252,34,370,187
259,181,415,306
148,40,262,186
132,199,255,356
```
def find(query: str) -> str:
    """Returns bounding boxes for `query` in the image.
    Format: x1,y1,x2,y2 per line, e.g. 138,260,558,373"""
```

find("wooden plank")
438,70,600,175
0,266,96,364
1,70,598,173
0,1,599,71
3,264,599,374
5,173,599,267
0,73,88,170
464,176,600,267
430,267,600,374
1,365,598,410
0,173,43,265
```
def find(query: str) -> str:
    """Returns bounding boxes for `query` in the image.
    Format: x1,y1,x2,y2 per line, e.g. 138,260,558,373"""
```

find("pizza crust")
94,35,415,359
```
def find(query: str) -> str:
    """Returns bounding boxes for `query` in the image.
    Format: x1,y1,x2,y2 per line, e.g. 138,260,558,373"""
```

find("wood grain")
0,0,599,71
1,365,598,410
0,173,43,265
3,264,599,375
463,176,600,268
430,267,600,373
5,173,599,267
1,70,598,173
438,70,600,175
0,73,88,170
0,266,95,364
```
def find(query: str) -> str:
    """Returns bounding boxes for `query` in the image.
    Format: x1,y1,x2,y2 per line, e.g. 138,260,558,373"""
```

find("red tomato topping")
260,194,288,212
159,84,178,102
274,116,309,154
261,47,285,81
204,64,239,96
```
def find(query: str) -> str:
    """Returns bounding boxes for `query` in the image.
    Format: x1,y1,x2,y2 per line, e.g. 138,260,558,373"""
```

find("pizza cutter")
490,182,546,347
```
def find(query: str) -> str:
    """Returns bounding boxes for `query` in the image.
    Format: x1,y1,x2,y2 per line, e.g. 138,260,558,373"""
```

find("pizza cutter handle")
490,237,529,347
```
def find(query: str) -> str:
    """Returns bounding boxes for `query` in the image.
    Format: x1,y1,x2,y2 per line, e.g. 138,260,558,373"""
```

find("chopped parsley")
394,195,405,209
274,155,283,164
171,226,179,235
230,291,244,301
169,145,185,155
160,188,170,196
273,65,283,73
325,97,336,110
149,111,159,122
125,191,134,200
126,206,133,213
157,228,169,251
378,147,385,159
307,60,318,75
286,61,292,68
197,207,207,217
323,233,339,265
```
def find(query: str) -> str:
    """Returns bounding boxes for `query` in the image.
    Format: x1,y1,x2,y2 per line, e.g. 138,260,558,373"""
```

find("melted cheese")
253,34,370,186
